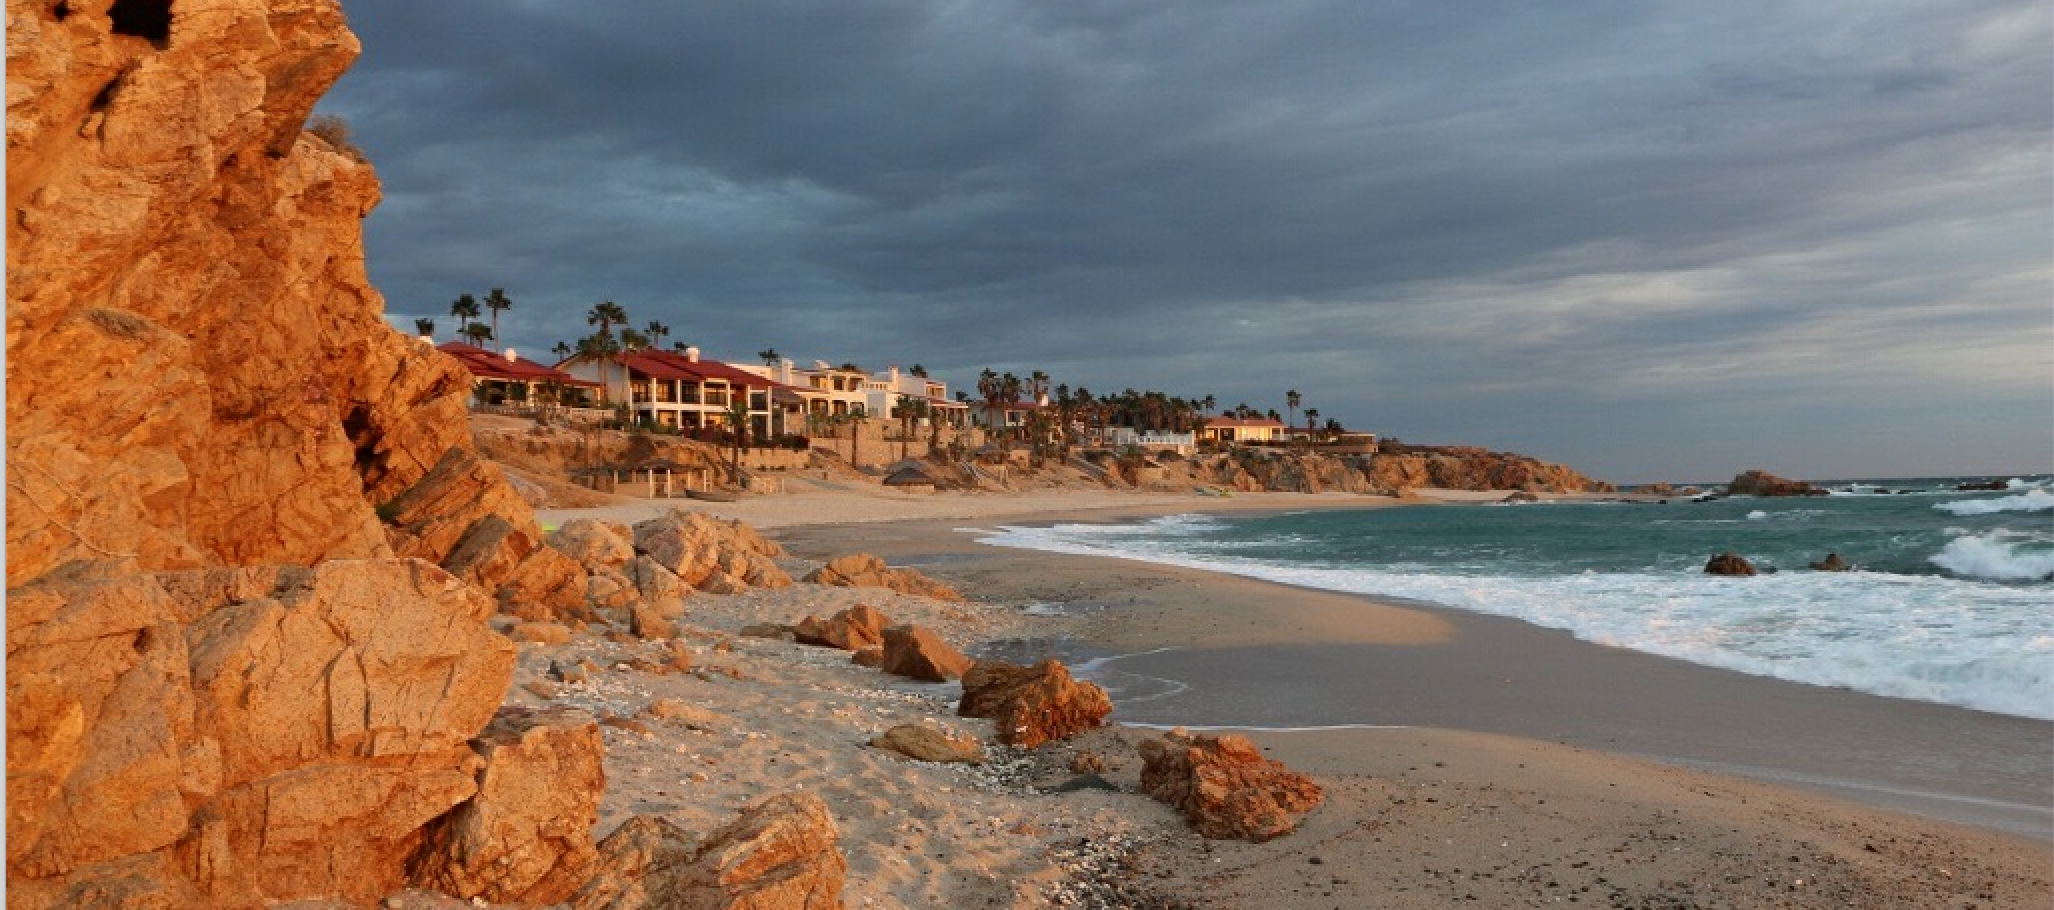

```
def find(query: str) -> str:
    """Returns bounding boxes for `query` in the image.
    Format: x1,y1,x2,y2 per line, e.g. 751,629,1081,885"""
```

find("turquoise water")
980,477,2054,720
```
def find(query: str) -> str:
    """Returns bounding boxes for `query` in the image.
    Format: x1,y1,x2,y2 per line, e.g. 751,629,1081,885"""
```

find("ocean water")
978,476,2054,721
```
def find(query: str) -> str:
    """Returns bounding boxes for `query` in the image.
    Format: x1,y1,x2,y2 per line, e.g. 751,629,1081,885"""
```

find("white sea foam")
979,524,2054,721
1934,489,2054,516
1930,533,2054,581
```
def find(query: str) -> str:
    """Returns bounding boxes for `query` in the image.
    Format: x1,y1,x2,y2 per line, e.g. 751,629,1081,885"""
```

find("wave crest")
1933,489,2054,516
1929,533,2054,582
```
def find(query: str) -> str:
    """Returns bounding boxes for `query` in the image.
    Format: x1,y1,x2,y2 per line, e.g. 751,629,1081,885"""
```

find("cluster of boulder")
804,553,964,601
1703,550,1854,576
772,604,1323,843
529,511,794,634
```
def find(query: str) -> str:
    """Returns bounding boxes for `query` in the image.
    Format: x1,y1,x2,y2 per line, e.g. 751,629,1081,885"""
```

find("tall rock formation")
7,1,596,905
4,0,568,598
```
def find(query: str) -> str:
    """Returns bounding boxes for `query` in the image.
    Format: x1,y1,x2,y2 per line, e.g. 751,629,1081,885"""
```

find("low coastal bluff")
471,420,1614,501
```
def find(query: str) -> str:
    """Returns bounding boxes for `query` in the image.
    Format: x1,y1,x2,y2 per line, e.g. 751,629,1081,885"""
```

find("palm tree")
414,317,435,338
644,320,670,350
459,322,493,346
577,332,622,403
1286,389,1302,431
724,398,753,483
482,288,513,347
1027,370,1050,405
551,341,573,362
895,394,929,461
586,301,628,338
758,348,781,367
450,293,481,337
1303,408,1320,446
909,364,928,378
1201,394,1217,416
846,406,869,467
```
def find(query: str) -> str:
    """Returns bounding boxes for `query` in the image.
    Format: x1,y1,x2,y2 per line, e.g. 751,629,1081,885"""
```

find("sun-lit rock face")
3,0,549,588
6,2,601,905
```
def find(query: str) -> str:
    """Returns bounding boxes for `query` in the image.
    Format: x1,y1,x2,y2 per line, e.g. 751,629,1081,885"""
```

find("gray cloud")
326,0,2051,482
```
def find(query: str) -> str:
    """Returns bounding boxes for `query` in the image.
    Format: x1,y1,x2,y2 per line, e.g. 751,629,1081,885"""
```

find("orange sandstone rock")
1137,729,1324,842
412,707,606,904
794,604,892,651
803,553,964,601
571,793,846,910
958,659,1113,749
879,624,972,682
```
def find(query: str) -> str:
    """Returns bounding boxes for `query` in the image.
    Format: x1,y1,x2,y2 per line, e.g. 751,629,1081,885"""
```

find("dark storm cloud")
325,0,2051,481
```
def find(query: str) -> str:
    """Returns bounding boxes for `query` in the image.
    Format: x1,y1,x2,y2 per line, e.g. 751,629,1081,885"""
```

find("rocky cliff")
5,0,569,596
6,1,588,905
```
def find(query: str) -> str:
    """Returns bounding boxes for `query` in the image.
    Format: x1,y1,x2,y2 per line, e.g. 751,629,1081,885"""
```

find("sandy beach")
515,487,2052,909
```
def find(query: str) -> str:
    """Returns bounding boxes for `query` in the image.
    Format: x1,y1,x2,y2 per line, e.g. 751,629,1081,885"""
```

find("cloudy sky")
323,0,2051,483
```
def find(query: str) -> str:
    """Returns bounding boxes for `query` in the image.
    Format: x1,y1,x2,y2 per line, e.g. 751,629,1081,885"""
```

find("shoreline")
765,495,2054,843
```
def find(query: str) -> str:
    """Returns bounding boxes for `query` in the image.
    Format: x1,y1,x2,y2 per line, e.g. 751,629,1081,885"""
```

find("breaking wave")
1934,489,2054,516
1931,532,2054,582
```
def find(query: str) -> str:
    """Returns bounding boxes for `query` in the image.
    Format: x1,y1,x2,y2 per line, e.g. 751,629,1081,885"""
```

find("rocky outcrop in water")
1704,551,1759,576
1728,469,1827,497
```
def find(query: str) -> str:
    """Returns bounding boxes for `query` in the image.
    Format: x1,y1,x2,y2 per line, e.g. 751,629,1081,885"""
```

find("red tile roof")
437,342,600,387
622,350,790,390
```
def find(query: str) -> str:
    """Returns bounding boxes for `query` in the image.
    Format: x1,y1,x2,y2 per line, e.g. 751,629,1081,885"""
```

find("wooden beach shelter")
619,457,711,498
882,462,940,493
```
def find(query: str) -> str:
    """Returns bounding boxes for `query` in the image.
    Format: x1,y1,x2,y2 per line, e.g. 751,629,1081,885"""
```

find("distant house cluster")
429,324,1371,455
487,344,976,439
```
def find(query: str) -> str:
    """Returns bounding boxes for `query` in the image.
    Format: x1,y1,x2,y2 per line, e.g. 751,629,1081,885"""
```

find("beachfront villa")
1196,416,1287,444
969,399,1042,434
557,346,781,437
736,359,971,434
437,340,601,408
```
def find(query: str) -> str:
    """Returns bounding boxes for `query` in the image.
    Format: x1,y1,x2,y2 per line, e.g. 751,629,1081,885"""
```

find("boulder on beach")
1137,729,1324,842
870,724,986,764
1704,551,1758,576
878,625,973,682
794,604,892,651
569,792,845,910
957,659,1113,749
